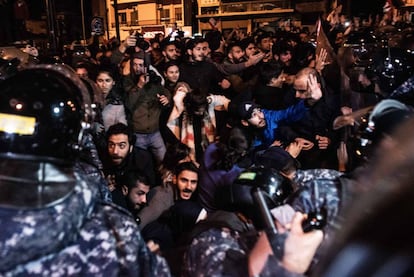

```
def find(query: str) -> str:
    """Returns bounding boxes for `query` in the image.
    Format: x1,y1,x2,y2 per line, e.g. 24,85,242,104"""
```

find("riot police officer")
0,65,171,276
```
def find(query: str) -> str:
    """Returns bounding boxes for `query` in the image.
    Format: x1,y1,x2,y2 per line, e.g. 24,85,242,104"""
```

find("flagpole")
81,0,87,45
114,0,120,39
44,0,58,53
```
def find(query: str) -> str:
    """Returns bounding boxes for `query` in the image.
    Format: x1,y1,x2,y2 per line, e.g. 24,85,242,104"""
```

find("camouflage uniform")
183,169,347,277
291,169,344,229
78,132,113,203
0,167,170,277
182,212,301,277
289,168,356,270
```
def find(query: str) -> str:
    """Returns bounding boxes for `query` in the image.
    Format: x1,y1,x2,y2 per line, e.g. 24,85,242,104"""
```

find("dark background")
0,0,392,45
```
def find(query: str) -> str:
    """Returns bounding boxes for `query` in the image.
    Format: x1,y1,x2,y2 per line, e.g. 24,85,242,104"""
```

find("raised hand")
308,74,322,101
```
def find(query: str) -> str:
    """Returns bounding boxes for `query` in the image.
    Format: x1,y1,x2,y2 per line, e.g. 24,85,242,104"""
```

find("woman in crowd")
163,61,180,94
95,65,128,131
167,82,230,162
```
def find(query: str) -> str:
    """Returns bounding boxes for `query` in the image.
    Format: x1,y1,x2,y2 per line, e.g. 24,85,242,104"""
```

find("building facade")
101,0,334,40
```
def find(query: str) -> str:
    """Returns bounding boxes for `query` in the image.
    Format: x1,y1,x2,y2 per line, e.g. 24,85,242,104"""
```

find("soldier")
0,65,170,276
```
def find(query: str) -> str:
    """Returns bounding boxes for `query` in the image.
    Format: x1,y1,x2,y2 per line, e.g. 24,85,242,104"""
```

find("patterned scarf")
180,111,216,161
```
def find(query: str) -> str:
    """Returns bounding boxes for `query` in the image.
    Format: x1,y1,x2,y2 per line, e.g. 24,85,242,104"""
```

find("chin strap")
252,187,286,260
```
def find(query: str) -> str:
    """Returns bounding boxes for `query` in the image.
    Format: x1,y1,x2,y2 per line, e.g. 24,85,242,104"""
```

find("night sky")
351,0,386,17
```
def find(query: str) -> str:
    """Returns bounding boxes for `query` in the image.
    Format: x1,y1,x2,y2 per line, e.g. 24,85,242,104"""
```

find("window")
131,10,138,25
119,12,127,24
160,8,170,22
175,7,182,21
162,0,181,4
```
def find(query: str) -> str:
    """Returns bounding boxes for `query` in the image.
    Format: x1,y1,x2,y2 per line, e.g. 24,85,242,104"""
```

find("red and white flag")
315,18,337,65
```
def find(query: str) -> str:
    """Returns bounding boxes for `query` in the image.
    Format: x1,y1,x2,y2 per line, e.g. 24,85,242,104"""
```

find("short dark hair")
227,41,243,55
255,31,272,45
122,170,150,190
258,61,284,85
240,37,255,51
162,142,191,171
204,30,222,51
160,37,179,51
215,127,249,171
106,123,136,146
183,88,209,117
174,161,199,176
185,37,208,51
272,40,294,56
163,60,180,73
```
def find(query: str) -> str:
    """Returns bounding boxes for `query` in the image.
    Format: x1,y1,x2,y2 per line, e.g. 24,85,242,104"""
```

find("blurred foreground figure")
0,65,170,276
315,116,414,277
183,166,323,277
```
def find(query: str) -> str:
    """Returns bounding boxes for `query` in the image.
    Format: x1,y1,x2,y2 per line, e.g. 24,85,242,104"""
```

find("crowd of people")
1,2,414,276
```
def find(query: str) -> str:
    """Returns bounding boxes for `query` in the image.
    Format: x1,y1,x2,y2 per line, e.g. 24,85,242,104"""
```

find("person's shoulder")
205,142,219,152
295,169,343,184
95,200,135,219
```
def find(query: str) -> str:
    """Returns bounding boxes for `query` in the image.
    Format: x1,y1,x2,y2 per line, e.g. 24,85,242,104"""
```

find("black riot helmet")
215,166,293,229
0,64,92,164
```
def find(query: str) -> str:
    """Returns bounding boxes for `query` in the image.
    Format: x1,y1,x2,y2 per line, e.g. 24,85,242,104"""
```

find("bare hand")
157,94,169,106
173,90,186,112
308,74,322,101
106,175,116,192
285,141,302,158
122,59,131,76
270,140,283,147
315,48,330,73
295,137,314,151
219,79,231,89
282,212,324,273
337,141,348,171
146,240,160,253
315,135,330,149
124,35,137,48
246,52,266,67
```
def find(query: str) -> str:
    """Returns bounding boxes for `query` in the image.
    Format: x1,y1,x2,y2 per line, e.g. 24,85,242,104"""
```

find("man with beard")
111,171,151,224
122,51,165,92
154,38,181,74
101,123,156,194
139,161,202,229
220,41,265,96
233,72,323,152
140,161,206,252
178,37,230,94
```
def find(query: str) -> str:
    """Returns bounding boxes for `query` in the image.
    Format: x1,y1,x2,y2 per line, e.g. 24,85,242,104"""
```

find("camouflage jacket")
182,211,302,277
0,169,170,277
291,169,345,229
